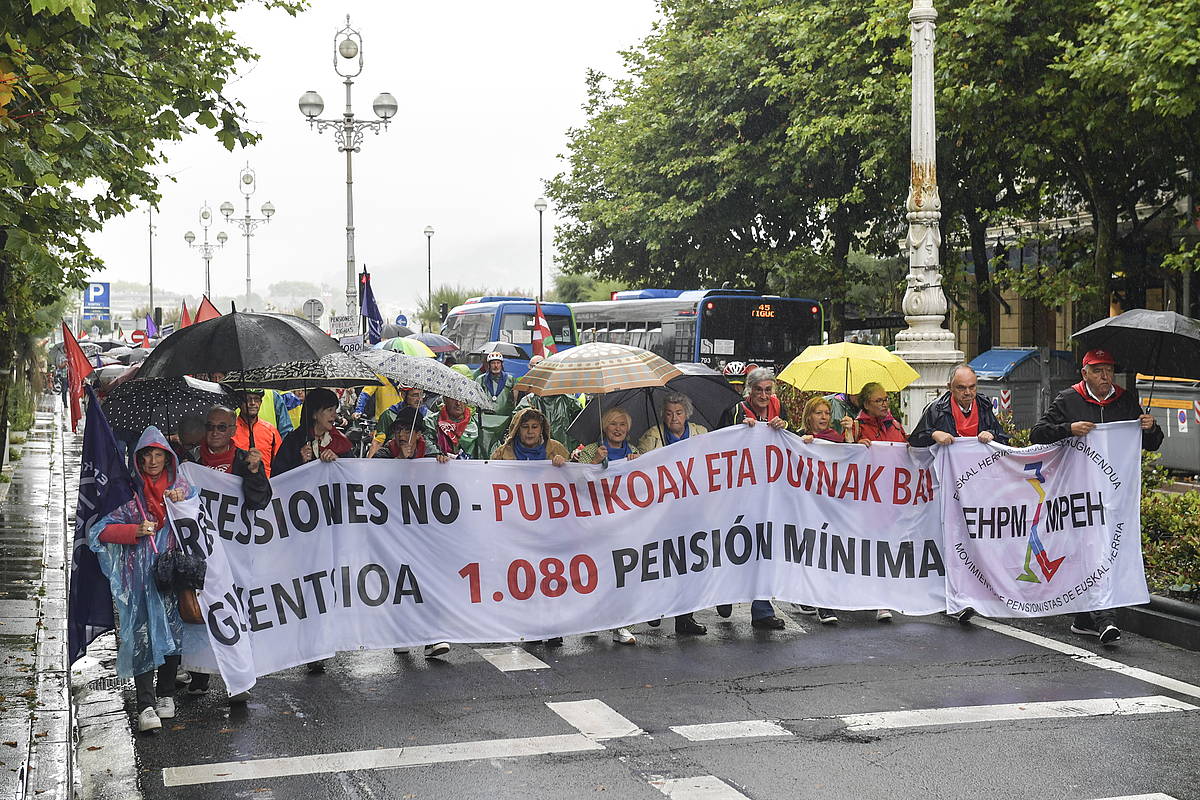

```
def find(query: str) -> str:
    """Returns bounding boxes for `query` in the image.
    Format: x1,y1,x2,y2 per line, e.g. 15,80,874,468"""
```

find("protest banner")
167,426,946,693
938,420,1148,618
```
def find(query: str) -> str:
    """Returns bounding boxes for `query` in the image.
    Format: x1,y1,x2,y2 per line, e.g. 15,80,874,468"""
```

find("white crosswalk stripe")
838,695,1195,732
546,698,645,740
649,775,752,799
472,645,551,671
670,720,790,741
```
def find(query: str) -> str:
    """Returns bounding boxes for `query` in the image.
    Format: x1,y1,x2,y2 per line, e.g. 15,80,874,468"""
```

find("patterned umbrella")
356,350,498,410
515,342,682,396
406,332,458,354
222,352,383,389
101,376,232,434
375,337,436,358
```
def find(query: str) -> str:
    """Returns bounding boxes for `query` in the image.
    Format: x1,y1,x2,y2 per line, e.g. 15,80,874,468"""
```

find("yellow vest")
362,378,402,421
236,389,280,429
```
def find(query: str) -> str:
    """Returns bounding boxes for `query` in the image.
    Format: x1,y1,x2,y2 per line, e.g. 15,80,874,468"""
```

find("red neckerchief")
949,399,979,437
742,395,781,421
811,427,844,443
141,470,170,527
200,443,236,473
437,406,472,446
387,437,426,459
1072,380,1123,406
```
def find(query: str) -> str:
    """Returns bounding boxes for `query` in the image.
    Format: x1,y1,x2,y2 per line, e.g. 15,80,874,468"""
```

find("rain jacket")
474,370,517,459
489,407,571,461
88,427,195,680
514,392,583,453
908,392,1010,447
636,422,708,452
571,439,642,465
423,403,478,458
1030,383,1163,450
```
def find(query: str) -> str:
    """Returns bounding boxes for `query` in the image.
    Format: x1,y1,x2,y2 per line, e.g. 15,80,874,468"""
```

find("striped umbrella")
375,336,436,358
515,342,682,396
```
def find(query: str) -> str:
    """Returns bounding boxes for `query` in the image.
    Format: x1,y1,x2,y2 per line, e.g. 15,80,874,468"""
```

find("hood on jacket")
499,406,548,450
132,425,178,488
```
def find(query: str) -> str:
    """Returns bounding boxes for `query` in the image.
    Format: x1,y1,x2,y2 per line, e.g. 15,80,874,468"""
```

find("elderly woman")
722,367,788,429
571,407,641,645
854,381,906,623
89,427,194,733
273,387,352,475
635,393,709,636
491,406,569,465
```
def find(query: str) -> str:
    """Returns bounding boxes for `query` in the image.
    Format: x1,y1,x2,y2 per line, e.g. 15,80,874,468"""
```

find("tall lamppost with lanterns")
183,203,228,299
534,197,548,301
298,16,398,321
424,225,434,329
220,163,275,311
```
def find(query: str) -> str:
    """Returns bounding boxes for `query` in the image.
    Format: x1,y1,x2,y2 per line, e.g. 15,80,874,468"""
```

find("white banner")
938,421,1148,618
167,427,947,693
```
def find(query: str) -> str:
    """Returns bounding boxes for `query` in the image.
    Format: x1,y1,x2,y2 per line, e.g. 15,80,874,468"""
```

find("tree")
414,285,535,333
0,0,303,447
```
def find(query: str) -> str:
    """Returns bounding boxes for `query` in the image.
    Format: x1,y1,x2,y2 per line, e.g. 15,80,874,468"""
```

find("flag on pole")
195,295,221,323
67,385,136,663
360,272,384,344
532,301,558,357
61,321,94,432
113,322,125,340
180,300,192,328
145,313,159,338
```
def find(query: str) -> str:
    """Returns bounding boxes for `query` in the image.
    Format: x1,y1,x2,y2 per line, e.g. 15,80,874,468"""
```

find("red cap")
1082,349,1116,366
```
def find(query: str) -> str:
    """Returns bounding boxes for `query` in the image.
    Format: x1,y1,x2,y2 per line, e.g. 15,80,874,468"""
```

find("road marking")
162,733,604,786
1092,795,1180,800
839,695,1195,732
649,775,752,799
973,618,1200,701
545,699,645,740
473,646,551,672
670,720,791,741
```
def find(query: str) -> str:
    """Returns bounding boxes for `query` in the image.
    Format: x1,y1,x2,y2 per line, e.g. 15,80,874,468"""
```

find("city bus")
570,289,823,375
440,297,577,376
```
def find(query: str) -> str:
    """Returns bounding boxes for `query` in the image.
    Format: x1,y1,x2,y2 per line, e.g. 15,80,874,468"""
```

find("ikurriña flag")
67,385,136,663
532,301,558,358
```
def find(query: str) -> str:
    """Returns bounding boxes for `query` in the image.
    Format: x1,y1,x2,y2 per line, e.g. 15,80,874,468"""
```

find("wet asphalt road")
118,604,1200,800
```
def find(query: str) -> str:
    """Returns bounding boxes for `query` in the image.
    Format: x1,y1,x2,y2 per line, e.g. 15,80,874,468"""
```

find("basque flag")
532,300,558,357
67,385,135,663
360,273,384,344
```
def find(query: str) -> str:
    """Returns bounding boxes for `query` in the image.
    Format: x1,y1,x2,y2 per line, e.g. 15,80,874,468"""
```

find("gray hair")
742,367,775,396
946,363,977,386
661,392,693,418
206,405,236,422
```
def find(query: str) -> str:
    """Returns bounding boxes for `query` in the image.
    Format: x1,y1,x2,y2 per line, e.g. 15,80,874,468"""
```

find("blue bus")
440,297,578,377
570,289,823,375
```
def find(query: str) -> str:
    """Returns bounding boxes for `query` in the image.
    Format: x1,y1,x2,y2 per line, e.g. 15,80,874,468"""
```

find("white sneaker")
154,697,176,719
137,706,162,733
612,627,636,645
425,642,451,658
876,609,893,622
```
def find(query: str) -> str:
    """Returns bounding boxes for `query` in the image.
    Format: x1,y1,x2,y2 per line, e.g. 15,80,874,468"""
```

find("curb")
1116,595,1200,652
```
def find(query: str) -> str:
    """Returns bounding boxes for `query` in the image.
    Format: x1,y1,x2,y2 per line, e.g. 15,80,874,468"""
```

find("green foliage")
415,285,535,333
5,378,33,431
549,272,624,303
1142,490,1200,599
8,447,20,461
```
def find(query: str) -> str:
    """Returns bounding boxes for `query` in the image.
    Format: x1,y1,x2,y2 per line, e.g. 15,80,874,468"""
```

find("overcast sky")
85,0,660,319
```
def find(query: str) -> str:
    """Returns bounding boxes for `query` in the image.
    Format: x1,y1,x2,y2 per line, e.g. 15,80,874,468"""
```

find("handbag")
176,587,204,625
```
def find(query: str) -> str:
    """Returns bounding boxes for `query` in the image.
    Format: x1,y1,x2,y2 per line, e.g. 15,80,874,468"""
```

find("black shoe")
647,618,661,627
952,607,977,624
1098,625,1122,645
306,660,326,674
816,609,838,625
751,616,785,630
545,636,563,647
1070,622,1102,637
794,605,818,615
674,617,707,635
716,604,733,618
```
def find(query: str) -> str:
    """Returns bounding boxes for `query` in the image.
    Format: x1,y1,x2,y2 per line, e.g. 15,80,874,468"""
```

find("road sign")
303,298,324,325
1178,409,1189,434
84,282,109,309
329,314,356,337
339,335,364,354
131,329,147,346
395,313,409,327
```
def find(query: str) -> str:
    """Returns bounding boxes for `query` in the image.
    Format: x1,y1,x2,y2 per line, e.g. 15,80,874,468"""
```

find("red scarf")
140,470,170,527
312,427,352,457
742,395,781,422
949,399,979,437
1072,380,1123,406
437,407,472,450
200,443,236,473
387,437,426,459
811,427,845,443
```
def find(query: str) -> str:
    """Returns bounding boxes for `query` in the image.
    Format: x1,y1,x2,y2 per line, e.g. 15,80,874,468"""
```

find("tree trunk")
1088,195,1120,324
827,217,852,342
967,213,993,357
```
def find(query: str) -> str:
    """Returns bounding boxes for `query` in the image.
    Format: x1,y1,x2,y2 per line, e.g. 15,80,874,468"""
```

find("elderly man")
909,364,1009,448
475,352,517,458
231,389,282,477
717,368,787,631
1031,348,1162,644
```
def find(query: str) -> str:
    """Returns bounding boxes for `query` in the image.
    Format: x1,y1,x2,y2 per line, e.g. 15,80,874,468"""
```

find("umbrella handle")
1144,332,1162,413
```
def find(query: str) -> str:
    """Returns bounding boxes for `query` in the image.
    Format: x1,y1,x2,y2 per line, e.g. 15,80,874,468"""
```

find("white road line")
839,695,1195,732
473,646,551,672
162,733,604,787
545,699,645,740
649,775,752,799
973,618,1200,701
670,720,791,742
1092,794,1180,800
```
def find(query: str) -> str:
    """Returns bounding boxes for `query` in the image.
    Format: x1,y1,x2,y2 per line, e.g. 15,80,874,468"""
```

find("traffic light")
438,302,448,321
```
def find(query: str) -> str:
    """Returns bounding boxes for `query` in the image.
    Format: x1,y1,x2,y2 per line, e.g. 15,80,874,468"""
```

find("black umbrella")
222,352,382,389
470,341,526,360
1072,309,1200,404
138,312,344,379
101,376,232,434
380,323,414,339
568,362,742,444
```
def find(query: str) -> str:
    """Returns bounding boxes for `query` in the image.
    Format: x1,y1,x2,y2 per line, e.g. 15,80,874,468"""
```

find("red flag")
195,295,221,323
61,322,94,432
180,300,192,328
532,301,558,358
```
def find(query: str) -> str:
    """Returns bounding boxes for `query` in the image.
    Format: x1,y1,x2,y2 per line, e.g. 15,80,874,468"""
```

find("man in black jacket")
1030,348,1162,644
909,363,1010,448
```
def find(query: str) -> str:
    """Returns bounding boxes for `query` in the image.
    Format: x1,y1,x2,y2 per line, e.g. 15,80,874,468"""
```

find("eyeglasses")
205,423,232,432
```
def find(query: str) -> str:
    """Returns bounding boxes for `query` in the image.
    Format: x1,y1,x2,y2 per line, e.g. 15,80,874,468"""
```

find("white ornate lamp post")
892,0,964,426
183,203,228,298
534,197,548,301
220,163,275,311
298,16,398,320
424,225,434,330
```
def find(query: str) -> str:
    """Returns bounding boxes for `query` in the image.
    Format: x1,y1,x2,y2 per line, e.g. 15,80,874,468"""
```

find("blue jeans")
751,600,775,621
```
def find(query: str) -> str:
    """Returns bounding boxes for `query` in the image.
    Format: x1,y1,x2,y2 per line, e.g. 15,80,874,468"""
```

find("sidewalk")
0,397,71,800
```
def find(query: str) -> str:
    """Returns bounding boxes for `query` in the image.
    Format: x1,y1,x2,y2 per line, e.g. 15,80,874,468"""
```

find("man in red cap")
1030,348,1162,644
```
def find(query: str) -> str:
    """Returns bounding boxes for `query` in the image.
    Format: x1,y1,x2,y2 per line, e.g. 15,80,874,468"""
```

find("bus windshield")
697,297,821,371
498,312,576,347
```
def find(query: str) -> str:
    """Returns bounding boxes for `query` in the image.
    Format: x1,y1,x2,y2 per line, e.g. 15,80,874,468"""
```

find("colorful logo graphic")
1016,461,1065,583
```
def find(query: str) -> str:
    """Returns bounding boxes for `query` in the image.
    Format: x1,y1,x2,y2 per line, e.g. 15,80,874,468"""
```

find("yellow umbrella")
777,342,919,395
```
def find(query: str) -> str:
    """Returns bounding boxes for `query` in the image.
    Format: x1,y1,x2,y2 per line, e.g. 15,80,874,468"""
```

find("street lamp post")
892,0,963,427
183,203,228,299
298,16,398,321
534,197,548,301
424,225,434,330
220,163,275,311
